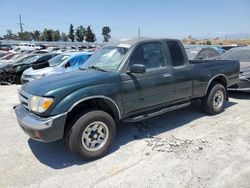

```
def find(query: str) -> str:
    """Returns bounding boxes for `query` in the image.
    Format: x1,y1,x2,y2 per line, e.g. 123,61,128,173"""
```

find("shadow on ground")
228,91,250,100
28,101,237,170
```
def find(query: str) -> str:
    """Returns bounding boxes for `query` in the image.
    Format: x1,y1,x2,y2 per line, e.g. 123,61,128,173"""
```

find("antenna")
138,27,141,38
18,14,24,33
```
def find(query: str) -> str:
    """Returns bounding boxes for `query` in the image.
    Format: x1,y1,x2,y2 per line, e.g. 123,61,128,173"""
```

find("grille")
238,78,250,89
18,90,31,110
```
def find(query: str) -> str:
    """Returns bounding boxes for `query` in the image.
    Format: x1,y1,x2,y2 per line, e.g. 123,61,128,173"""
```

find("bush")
206,40,212,45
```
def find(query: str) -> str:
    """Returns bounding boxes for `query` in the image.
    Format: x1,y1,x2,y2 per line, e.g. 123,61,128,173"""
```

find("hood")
23,66,59,76
12,61,29,67
0,60,12,64
0,63,11,69
21,69,120,97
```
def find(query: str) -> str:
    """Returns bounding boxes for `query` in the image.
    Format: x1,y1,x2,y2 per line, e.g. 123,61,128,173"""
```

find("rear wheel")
203,83,226,115
66,110,116,160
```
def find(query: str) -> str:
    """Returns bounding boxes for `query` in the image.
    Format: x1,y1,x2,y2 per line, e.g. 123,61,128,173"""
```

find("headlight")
29,96,53,113
31,74,45,80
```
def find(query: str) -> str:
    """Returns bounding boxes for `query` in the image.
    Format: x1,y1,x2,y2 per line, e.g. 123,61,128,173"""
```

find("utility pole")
18,14,24,33
138,27,140,38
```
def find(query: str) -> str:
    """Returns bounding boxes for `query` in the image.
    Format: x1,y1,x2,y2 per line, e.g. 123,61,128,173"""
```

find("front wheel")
66,110,116,160
203,83,226,115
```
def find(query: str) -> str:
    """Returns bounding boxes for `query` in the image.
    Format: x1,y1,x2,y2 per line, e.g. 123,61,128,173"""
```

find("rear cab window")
166,41,185,67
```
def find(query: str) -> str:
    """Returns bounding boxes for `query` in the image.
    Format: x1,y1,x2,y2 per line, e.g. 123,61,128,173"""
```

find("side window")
196,50,209,59
130,43,165,69
167,41,185,67
207,50,219,58
37,55,49,62
197,50,219,59
68,56,85,67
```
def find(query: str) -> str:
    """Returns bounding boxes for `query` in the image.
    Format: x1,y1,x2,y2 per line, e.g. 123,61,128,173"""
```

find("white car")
21,52,92,83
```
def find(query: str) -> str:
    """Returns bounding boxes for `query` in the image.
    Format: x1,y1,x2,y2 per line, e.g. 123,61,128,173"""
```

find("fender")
205,74,228,95
68,95,121,119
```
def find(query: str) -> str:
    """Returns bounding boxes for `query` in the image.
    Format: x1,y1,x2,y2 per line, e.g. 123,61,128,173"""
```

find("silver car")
21,52,92,83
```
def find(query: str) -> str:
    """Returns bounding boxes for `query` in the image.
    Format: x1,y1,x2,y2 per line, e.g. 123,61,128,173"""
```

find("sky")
0,0,249,40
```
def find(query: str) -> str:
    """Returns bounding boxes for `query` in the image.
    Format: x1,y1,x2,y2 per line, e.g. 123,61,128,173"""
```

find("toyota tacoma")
14,38,240,160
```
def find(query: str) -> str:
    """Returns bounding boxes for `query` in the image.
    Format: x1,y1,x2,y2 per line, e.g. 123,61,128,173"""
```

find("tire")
203,83,226,115
66,110,116,160
14,73,22,84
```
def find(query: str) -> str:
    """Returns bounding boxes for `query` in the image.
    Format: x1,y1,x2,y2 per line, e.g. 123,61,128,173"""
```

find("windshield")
49,54,69,67
13,55,37,64
82,46,129,71
221,49,250,62
22,55,40,64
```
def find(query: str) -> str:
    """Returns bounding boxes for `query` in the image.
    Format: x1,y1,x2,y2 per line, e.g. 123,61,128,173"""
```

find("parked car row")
0,45,95,84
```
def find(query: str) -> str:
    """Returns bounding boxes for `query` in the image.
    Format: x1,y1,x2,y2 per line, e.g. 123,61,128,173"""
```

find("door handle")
162,73,171,79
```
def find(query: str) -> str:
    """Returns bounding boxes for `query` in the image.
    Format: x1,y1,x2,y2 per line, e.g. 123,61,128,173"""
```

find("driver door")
120,42,174,116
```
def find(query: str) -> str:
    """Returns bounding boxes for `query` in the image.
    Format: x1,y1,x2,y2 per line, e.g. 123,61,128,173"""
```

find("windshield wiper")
88,65,107,72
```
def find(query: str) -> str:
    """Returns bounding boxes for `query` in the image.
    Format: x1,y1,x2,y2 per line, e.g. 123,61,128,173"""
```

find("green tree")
61,32,68,42
69,24,74,42
43,29,53,41
33,30,41,41
18,31,33,41
4,29,14,40
85,26,96,42
102,26,111,42
53,30,61,41
75,26,86,42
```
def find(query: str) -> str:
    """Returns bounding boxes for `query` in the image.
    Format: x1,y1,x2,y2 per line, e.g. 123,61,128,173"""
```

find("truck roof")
63,51,93,57
116,38,180,49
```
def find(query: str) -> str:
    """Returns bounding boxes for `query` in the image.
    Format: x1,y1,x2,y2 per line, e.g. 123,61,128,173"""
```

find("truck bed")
190,59,240,98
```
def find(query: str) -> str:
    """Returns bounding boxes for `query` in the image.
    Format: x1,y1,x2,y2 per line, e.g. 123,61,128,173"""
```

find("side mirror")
129,64,146,74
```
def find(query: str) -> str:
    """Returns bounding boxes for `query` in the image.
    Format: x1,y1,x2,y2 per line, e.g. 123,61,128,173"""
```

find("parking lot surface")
0,85,249,188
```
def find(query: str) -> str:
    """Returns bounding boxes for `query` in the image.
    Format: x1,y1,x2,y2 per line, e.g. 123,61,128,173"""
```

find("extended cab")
14,39,240,160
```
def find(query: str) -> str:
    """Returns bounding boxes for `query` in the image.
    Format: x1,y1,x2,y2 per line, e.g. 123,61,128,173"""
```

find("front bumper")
14,105,67,142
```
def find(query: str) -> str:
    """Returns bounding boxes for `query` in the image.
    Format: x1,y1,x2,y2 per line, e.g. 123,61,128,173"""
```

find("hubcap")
213,90,224,109
81,121,109,152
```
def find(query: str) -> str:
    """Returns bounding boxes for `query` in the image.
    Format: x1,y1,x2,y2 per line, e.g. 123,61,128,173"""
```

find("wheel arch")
64,96,121,134
205,74,228,100
205,74,228,93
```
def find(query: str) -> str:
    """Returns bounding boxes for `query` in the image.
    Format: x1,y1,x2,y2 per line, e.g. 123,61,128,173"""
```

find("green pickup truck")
14,38,239,160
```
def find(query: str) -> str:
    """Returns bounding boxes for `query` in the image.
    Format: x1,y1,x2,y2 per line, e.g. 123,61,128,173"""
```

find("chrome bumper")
14,105,67,142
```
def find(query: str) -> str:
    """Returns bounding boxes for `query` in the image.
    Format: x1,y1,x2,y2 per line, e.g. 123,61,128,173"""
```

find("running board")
124,102,191,122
